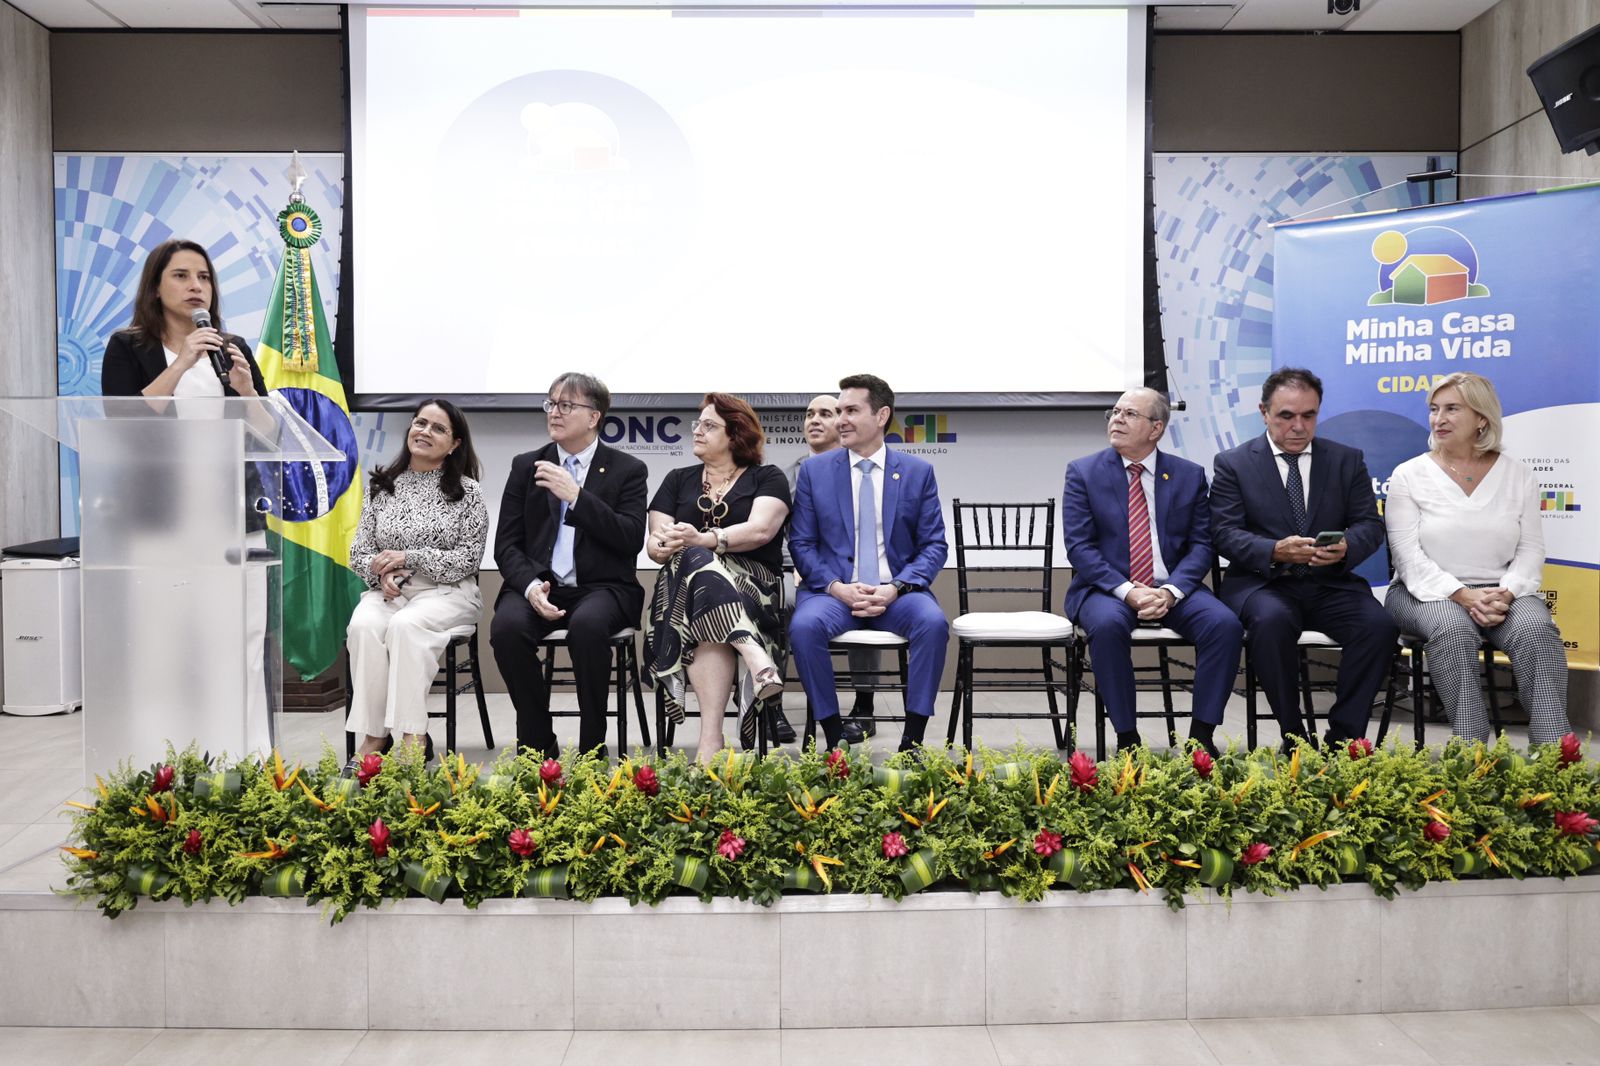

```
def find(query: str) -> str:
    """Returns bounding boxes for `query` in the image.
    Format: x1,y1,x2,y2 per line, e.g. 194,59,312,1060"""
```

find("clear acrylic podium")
0,396,345,781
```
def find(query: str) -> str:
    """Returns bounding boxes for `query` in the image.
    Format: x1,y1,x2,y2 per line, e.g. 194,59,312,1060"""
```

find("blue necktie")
856,458,880,585
552,455,580,584
1283,452,1309,577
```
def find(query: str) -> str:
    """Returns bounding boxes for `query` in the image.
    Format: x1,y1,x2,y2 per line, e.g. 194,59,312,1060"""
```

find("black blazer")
493,440,649,620
101,329,269,398
1210,433,1385,611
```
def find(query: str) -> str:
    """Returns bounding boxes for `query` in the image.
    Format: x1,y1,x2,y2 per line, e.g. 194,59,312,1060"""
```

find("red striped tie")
1127,462,1154,587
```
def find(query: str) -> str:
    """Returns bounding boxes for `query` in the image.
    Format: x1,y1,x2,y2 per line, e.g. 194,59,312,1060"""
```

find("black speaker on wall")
1528,22,1600,155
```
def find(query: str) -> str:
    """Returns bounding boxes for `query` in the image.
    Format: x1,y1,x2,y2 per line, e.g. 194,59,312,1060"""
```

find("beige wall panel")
1153,34,1460,153
0,0,60,550
50,32,343,151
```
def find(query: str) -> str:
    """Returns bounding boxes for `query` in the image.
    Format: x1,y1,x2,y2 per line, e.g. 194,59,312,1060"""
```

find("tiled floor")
0,687,1507,895
4,1007,1600,1066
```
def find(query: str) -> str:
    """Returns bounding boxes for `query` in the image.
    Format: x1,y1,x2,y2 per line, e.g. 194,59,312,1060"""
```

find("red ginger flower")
1191,749,1213,778
1555,810,1599,837
1068,751,1099,793
508,828,537,858
152,765,175,793
1348,737,1374,759
539,758,563,786
369,818,391,858
717,829,746,861
1560,733,1582,767
1240,842,1272,866
182,829,203,855
825,748,850,779
882,832,909,859
633,765,660,797
1423,820,1451,843
356,753,383,786
1033,829,1063,857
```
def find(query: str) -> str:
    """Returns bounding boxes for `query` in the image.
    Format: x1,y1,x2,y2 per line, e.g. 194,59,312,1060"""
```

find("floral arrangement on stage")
59,734,1600,922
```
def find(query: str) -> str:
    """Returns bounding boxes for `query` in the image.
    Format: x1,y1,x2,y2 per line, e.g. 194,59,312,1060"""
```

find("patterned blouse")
349,469,488,588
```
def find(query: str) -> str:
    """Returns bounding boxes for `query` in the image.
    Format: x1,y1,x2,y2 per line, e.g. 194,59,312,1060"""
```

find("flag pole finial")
285,150,308,203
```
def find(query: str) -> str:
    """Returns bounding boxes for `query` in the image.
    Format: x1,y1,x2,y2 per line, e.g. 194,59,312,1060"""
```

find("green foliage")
57,735,1600,924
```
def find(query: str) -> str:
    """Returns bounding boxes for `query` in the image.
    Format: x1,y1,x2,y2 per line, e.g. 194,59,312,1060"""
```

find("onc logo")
601,414,683,445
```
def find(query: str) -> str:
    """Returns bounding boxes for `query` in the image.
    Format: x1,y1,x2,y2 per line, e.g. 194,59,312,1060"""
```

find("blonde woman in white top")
1384,372,1569,744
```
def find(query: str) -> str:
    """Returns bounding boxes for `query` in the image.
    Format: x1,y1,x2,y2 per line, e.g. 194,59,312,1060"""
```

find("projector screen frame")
336,4,1166,413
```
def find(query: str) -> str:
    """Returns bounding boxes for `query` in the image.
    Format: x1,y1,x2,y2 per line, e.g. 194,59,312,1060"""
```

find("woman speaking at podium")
101,239,267,398
345,400,488,764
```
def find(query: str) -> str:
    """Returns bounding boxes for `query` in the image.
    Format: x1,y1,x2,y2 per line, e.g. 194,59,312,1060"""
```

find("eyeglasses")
1104,407,1157,424
543,399,597,416
410,417,451,436
690,419,725,433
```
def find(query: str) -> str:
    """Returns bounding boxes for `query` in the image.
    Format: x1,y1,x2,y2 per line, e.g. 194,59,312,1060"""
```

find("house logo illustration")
1368,226,1490,306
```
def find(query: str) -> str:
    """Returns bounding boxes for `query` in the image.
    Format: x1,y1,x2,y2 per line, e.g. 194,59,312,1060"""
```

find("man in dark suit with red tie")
1210,367,1396,750
1062,387,1243,756
490,372,648,760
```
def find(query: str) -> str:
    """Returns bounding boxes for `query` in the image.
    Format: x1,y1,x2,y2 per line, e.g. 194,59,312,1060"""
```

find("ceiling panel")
1346,0,1500,31
1220,0,1361,32
257,2,340,29
5,0,123,28
94,0,264,29
1154,5,1238,31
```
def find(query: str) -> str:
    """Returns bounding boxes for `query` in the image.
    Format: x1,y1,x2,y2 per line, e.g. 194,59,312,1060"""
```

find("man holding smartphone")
1210,367,1397,750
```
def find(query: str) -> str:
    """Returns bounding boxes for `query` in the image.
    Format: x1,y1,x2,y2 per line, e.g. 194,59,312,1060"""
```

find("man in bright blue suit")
789,374,949,752
1062,387,1243,756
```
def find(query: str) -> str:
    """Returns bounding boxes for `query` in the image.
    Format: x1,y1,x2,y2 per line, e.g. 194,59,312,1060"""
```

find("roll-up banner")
1273,182,1600,669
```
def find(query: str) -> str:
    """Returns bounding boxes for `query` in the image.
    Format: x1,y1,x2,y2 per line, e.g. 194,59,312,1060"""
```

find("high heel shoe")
752,665,784,701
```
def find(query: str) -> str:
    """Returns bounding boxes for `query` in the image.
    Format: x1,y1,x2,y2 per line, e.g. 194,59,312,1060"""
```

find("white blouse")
1384,452,1545,602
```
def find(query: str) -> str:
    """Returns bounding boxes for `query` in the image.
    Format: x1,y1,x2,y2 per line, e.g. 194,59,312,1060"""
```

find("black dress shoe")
849,708,877,738
767,707,797,745
423,733,434,764
837,717,867,746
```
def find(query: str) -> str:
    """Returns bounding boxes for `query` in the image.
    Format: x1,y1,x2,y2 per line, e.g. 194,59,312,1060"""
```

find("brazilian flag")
256,199,365,680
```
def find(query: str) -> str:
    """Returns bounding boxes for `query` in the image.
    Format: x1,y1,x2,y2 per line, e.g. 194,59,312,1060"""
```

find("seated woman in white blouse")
1384,372,1570,745
346,399,488,764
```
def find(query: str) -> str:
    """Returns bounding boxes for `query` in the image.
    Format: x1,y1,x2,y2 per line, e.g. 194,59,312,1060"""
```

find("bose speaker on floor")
1528,22,1600,155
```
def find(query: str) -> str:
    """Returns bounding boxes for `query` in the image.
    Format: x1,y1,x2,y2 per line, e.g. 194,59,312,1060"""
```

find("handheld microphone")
190,307,231,387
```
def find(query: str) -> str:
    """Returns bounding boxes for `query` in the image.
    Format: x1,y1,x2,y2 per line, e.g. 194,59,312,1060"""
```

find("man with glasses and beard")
490,372,649,760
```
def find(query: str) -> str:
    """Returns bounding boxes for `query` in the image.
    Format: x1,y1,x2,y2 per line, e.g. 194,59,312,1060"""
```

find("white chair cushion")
444,623,477,639
830,629,910,648
1071,624,1185,643
1129,626,1185,642
1298,630,1338,647
953,611,1074,641
541,627,637,644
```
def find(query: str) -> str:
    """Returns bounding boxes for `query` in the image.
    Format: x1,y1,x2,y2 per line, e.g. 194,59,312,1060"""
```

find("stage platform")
2,874,1597,1031
1,691,1581,1031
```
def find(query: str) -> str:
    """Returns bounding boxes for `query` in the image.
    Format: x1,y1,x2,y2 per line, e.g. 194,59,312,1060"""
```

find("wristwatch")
891,580,923,596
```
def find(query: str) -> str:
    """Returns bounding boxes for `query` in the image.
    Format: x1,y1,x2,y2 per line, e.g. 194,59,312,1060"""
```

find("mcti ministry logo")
1368,226,1491,306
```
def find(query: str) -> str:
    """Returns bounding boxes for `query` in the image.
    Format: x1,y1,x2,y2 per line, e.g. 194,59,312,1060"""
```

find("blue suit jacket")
1209,433,1385,611
1061,447,1214,619
789,446,947,592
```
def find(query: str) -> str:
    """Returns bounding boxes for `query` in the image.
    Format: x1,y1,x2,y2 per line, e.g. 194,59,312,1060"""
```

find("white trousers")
345,578,482,737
